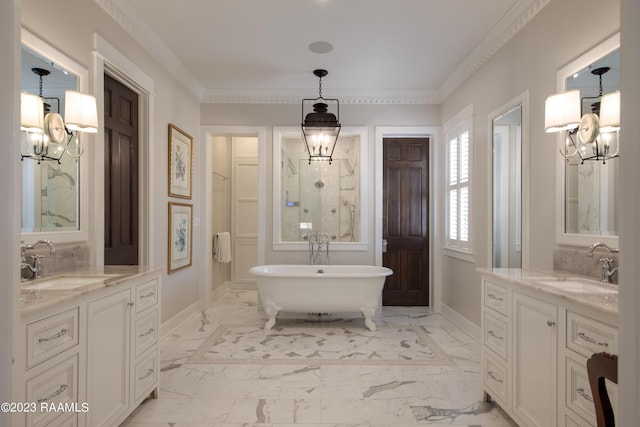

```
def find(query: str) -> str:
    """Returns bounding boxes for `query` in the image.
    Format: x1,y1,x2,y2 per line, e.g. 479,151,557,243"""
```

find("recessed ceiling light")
308,41,333,54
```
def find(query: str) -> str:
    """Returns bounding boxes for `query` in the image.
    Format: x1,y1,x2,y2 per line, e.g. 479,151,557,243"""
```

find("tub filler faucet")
309,231,330,265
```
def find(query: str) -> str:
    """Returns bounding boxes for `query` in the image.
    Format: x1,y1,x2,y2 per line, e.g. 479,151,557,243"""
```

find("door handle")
382,239,388,253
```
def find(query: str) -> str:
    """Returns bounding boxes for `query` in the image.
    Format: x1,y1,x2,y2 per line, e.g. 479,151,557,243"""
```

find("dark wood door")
382,137,429,306
104,74,139,265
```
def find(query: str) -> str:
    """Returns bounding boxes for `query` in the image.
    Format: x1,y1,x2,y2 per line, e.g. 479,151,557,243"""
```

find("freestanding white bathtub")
249,264,393,331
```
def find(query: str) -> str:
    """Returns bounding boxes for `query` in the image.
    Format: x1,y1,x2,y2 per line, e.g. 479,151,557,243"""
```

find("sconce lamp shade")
64,90,98,133
545,90,581,132
21,92,44,133
599,91,620,132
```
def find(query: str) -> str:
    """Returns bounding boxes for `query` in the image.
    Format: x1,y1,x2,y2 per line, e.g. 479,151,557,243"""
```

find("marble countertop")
478,267,618,316
478,268,618,315
20,265,163,316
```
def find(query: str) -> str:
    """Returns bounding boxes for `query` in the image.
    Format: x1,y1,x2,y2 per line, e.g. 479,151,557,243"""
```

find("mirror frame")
272,126,369,251
554,32,620,248
21,28,90,244
488,91,530,269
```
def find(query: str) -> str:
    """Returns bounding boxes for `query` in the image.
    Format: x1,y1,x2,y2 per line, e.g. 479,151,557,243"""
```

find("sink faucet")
20,239,56,281
599,257,618,283
586,241,619,257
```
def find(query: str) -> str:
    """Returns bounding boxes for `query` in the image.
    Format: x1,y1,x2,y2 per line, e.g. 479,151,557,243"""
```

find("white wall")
21,0,202,324
201,103,440,266
439,0,620,327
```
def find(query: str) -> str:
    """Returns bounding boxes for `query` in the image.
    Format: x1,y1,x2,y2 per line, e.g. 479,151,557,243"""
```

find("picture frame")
168,124,193,199
168,202,193,274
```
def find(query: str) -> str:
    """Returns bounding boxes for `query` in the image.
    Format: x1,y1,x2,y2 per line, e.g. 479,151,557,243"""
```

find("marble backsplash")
553,247,619,284
21,242,91,279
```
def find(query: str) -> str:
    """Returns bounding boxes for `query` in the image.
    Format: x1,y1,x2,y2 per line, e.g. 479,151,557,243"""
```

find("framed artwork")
168,124,193,199
168,202,193,274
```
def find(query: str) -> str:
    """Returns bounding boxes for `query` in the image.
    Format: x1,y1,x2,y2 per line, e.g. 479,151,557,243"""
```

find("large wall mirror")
21,29,89,244
492,105,522,268
273,126,368,251
555,33,619,247
490,92,529,268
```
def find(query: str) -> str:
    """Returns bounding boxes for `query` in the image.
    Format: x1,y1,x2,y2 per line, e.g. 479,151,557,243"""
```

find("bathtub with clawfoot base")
249,265,393,332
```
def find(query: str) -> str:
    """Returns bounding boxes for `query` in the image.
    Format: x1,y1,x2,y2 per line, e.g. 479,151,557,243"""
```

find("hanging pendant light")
301,69,341,164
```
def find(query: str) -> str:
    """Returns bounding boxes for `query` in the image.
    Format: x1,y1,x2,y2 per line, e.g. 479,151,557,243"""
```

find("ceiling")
103,0,548,104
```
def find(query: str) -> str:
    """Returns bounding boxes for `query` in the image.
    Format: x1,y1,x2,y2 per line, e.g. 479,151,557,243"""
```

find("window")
444,105,473,257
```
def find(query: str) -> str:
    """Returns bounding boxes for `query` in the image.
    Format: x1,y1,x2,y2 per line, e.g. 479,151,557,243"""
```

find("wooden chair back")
587,352,618,427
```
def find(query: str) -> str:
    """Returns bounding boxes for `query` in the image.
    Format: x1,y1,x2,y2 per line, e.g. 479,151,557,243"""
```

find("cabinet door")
86,289,131,426
513,292,558,427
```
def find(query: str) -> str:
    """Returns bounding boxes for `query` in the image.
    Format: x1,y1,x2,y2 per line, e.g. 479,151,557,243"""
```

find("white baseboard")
211,281,231,302
162,281,233,339
439,302,480,342
160,299,205,339
231,281,257,290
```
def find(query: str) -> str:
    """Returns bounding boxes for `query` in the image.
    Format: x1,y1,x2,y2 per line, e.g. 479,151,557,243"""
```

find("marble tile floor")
121,290,516,427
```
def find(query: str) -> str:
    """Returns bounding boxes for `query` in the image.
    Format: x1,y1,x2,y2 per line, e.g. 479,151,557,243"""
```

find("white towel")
214,232,231,263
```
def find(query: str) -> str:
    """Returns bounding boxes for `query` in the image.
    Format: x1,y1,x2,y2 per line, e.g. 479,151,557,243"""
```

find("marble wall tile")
554,247,619,283
21,242,90,278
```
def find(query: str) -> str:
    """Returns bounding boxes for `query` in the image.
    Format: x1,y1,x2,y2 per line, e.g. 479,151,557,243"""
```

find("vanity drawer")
26,307,79,369
566,311,617,358
484,311,508,360
134,349,159,403
565,355,617,424
135,279,159,313
563,412,590,427
483,351,508,406
135,308,159,357
484,281,508,316
26,354,78,427
49,412,78,427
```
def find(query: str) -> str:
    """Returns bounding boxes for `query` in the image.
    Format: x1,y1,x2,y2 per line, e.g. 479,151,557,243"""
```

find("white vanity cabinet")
512,292,558,427
86,275,160,427
480,271,618,427
19,269,161,427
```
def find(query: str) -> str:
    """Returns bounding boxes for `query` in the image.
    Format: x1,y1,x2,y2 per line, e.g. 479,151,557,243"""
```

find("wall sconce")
301,69,341,164
20,67,98,164
545,67,620,164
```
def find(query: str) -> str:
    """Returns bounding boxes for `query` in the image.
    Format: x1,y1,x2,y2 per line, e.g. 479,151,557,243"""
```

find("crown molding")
437,0,551,100
96,0,548,105
201,89,440,105
94,0,204,100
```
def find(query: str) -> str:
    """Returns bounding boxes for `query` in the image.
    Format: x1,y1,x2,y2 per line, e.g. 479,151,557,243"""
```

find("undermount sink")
536,279,617,294
21,274,119,292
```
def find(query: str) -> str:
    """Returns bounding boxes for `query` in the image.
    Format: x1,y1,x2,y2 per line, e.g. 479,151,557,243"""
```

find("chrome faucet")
586,241,619,257
599,257,618,283
309,231,330,265
20,239,56,281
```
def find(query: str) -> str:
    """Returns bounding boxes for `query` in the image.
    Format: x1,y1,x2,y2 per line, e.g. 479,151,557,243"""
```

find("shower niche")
274,126,368,250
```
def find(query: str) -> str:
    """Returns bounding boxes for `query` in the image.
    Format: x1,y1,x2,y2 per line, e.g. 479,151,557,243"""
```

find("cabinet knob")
547,320,556,327
128,301,135,307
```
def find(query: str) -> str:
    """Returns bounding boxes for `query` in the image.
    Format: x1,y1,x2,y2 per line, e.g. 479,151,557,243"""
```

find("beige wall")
439,0,620,326
21,0,202,323
2,0,20,417
209,136,231,292
619,0,640,422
